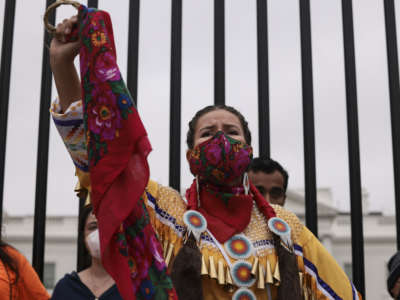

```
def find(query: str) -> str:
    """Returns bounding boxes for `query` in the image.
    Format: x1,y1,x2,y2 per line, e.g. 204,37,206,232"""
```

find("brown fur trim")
171,234,204,300
274,235,302,300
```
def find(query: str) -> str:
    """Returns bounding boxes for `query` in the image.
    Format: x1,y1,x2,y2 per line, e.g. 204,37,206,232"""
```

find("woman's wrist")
50,52,75,72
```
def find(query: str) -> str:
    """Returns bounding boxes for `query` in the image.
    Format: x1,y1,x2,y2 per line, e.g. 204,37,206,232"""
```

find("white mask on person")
86,229,101,258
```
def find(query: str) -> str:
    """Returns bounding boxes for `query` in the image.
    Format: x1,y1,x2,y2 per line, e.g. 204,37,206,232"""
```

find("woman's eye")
270,188,284,199
87,224,98,230
201,132,211,138
228,131,239,135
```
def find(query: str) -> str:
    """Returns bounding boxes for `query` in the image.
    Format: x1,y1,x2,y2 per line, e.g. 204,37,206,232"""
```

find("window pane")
43,262,56,289
344,262,353,281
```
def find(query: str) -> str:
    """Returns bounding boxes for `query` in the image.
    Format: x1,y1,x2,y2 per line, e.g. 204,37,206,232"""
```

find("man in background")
248,157,288,206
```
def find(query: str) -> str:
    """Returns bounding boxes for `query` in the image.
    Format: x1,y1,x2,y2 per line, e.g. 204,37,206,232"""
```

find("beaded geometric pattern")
51,99,89,171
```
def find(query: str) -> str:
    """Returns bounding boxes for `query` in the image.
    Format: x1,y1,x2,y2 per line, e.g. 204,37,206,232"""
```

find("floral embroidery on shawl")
79,9,134,164
73,5,177,300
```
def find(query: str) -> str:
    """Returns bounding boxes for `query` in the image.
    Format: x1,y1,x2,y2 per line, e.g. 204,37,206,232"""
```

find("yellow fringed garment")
295,226,363,300
142,185,363,300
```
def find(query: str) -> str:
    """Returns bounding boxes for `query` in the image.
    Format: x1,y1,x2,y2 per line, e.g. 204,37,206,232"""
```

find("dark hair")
387,251,400,297
249,157,289,192
186,105,252,149
0,240,19,299
77,204,93,272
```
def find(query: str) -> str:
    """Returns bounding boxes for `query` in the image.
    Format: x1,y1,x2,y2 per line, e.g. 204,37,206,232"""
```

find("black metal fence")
1,0,400,298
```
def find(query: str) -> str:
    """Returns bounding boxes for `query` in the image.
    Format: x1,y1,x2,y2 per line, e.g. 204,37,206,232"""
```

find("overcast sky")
0,0,398,221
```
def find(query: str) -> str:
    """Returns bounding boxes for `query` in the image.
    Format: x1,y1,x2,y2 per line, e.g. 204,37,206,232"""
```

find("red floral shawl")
74,5,177,300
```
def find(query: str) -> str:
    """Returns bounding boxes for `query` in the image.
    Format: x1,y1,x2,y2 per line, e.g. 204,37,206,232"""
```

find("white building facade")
285,188,397,300
2,189,397,299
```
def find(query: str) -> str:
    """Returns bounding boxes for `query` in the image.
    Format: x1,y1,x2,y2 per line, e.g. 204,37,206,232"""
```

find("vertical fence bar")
169,0,182,191
76,193,86,271
214,0,225,105
256,0,270,157
127,0,140,106
341,0,365,295
384,0,400,250
299,0,318,236
75,0,100,270
0,0,16,234
32,0,56,280
87,0,98,8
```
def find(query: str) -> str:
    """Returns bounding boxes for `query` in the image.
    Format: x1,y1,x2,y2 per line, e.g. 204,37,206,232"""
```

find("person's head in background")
248,157,288,206
0,239,19,297
78,203,99,272
387,252,400,299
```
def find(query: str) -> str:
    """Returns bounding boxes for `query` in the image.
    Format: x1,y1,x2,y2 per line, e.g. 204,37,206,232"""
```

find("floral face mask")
187,131,253,185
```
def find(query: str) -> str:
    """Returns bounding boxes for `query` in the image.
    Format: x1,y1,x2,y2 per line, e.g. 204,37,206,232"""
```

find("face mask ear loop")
243,172,250,195
196,175,201,208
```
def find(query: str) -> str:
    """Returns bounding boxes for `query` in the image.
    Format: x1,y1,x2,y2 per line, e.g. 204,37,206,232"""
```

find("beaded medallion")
183,210,207,241
230,260,256,288
268,217,292,248
232,287,256,300
224,234,254,260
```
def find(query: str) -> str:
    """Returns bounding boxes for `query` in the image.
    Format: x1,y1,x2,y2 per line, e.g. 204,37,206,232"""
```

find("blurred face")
192,109,246,148
84,212,98,253
248,170,286,206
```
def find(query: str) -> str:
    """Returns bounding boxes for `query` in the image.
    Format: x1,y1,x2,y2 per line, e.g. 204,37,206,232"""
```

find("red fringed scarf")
186,179,276,243
74,5,177,300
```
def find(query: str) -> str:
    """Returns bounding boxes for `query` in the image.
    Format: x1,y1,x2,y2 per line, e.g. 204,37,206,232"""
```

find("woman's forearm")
49,15,81,113
51,60,81,113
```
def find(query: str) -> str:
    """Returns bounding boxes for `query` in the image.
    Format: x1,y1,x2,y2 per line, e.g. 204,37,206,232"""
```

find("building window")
43,262,56,289
344,262,352,281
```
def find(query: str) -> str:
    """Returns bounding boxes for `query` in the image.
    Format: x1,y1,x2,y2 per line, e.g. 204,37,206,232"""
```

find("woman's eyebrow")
199,125,216,132
223,124,240,130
